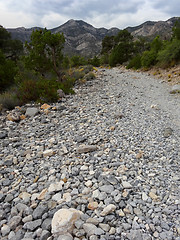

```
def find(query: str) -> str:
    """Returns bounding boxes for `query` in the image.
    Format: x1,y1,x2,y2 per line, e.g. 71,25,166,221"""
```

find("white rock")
48,182,63,192
1,224,10,236
121,181,132,189
85,180,93,187
100,204,116,216
63,193,71,202
142,192,148,201
92,189,100,199
43,149,54,157
76,145,97,153
51,208,82,236
52,193,62,202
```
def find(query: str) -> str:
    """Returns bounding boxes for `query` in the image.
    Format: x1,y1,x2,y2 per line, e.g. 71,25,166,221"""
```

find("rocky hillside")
7,17,179,57
126,17,179,40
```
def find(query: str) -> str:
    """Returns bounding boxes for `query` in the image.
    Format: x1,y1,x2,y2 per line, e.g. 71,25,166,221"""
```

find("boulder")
25,107,39,117
51,208,82,236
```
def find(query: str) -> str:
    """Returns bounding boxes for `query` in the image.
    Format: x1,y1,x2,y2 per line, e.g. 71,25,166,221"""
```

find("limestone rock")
76,145,98,153
100,204,116,216
43,149,55,157
51,208,82,236
25,107,39,117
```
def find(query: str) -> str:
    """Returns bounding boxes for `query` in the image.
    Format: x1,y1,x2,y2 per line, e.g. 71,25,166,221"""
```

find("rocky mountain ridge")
7,17,179,57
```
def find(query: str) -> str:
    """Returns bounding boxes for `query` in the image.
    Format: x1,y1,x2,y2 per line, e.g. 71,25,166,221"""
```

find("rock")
25,107,39,117
51,208,82,236
121,181,132,189
23,219,42,231
149,191,158,200
9,216,22,230
100,204,116,216
57,89,65,98
32,204,48,219
43,149,55,157
88,202,99,210
83,223,104,236
40,103,51,110
163,127,173,138
142,192,148,201
0,131,7,139
37,188,48,200
48,182,63,192
40,230,51,240
7,112,20,122
1,224,10,236
19,192,31,201
76,145,98,153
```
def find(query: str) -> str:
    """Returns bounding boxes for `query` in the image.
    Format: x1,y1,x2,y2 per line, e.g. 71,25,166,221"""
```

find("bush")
15,67,75,104
70,55,87,67
141,50,157,68
0,90,20,110
127,55,142,69
88,56,100,67
157,39,180,67
85,72,96,81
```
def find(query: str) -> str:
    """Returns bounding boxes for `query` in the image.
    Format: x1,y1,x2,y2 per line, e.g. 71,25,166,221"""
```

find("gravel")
0,67,180,239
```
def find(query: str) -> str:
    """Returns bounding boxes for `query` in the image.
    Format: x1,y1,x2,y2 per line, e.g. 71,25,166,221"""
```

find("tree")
101,36,115,54
0,50,17,92
24,29,65,81
0,26,23,60
109,30,134,66
172,19,180,40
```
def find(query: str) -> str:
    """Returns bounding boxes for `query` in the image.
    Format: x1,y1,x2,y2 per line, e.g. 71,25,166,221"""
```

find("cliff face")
7,17,179,57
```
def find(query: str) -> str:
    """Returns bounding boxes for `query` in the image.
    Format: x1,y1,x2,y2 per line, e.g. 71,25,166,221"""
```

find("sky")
0,0,179,29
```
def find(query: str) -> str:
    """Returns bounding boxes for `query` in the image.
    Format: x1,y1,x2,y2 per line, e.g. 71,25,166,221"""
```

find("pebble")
0,67,180,240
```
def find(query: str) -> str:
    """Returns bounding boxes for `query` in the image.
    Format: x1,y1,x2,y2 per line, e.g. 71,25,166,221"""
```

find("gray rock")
76,145,98,153
32,204,48,219
9,216,22,230
25,107,39,117
40,230,51,240
0,131,7,139
23,219,42,231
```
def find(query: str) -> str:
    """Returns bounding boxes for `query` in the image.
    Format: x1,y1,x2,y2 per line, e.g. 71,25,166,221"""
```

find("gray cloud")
0,0,179,29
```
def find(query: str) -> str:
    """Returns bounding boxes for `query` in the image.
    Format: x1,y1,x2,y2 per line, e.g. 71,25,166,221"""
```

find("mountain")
126,17,179,40
7,17,179,57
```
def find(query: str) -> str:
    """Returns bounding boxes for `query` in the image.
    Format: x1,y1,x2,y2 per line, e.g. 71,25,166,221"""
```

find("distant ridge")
7,17,179,57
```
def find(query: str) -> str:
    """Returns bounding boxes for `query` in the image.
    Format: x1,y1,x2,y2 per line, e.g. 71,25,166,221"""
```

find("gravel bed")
0,67,180,240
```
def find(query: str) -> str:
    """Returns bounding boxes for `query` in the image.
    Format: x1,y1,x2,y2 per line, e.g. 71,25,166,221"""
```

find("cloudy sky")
0,0,179,29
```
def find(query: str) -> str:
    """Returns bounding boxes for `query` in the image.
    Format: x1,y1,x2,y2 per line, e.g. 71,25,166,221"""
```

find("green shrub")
85,72,96,81
127,55,142,69
0,90,20,110
88,56,100,67
157,39,180,67
15,67,75,104
141,50,157,68
70,55,87,67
